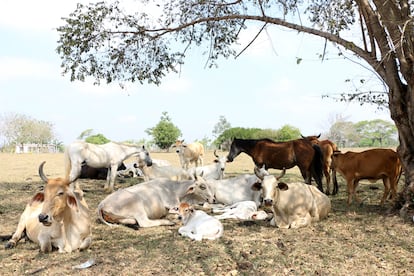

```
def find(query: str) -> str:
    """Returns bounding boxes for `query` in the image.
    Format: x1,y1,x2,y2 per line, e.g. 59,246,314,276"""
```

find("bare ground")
0,151,413,276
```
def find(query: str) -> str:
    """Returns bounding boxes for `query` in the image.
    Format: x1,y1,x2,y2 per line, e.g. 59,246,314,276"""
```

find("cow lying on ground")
80,162,127,179
138,163,193,181
97,177,215,228
172,140,204,169
5,162,92,253
212,201,269,221
332,148,402,205
187,150,227,180
117,162,142,178
171,202,223,241
191,172,267,208
253,168,331,229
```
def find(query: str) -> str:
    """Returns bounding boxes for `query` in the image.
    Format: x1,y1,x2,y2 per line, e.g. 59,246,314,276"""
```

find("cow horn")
38,161,48,183
276,168,286,180
214,150,219,158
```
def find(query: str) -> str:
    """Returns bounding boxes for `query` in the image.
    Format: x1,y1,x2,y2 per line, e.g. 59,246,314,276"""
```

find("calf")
187,150,227,180
332,148,402,205
5,162,92,253
253,170,331,229
172,202,223,241
212,201,269,221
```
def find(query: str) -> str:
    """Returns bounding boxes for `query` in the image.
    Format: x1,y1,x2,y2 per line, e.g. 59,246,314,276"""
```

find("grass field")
0,150,413,275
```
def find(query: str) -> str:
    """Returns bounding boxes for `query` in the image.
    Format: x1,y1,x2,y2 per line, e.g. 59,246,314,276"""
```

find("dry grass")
0,150,413,275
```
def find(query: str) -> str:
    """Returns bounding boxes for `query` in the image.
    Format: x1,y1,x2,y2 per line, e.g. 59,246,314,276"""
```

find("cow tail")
97,202,117,227
64,148,72,181
311,144,324,193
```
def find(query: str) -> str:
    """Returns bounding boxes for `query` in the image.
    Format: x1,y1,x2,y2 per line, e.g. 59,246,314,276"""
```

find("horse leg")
324,165,331,195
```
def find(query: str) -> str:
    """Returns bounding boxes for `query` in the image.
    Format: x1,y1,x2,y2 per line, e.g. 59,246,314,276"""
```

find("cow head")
175,202,194,225
172,139,186,154
251,168,287,206
37,161,78,226
184,174,215,204
213,150,227,179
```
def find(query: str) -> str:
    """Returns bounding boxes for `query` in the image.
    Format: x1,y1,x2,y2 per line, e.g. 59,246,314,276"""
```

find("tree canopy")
57,1,414,217
146,111,182,150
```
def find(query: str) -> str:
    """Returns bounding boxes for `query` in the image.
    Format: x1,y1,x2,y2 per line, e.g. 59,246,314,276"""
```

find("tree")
212,116,231,138
355,119,398,147
0,112,57,151
85,133,111,144
146,111,181,150
57,2,414,216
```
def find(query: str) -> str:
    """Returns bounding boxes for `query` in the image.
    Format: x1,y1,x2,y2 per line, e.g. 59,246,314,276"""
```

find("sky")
0,1,391,145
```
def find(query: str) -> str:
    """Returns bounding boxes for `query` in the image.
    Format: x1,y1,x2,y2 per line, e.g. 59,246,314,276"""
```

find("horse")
226,138,324,192
302,135,339,195
64,141,152,192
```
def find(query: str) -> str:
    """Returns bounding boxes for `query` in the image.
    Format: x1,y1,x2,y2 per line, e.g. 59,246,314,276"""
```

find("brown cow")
304,135,339,195
5,162,92,253
172,140,205,169
332,149,402,206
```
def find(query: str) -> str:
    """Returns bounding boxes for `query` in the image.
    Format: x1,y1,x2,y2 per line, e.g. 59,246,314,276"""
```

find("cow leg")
5,209,31,249
346,179,354,205
69,162,82,191
290,214,312,229
105,165,118,192
381,178,391,206
79,236,92,251
134,213,175,228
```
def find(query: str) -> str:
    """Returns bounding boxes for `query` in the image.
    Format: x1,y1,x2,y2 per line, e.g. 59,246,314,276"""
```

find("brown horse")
303,135,339,195
226,138,324,192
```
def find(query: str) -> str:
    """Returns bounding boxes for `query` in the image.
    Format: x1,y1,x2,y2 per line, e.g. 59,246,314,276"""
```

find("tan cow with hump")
5,162,92,253
172,140,205,169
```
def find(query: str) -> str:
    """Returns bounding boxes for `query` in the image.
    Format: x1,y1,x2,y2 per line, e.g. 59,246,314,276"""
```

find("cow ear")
67,195,79,211
277,182,289,191
30,192,44,205
185,185,195,195
251,182,262,191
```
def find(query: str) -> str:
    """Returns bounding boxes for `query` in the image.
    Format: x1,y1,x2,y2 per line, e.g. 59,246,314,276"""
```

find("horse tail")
64,147,72,181
311,144,324,193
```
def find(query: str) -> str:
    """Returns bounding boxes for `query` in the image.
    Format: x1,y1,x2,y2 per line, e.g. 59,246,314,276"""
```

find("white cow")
212,201,269,221
117,162,142,178
252,172,331,229
172,202,223,241
97,177,215,228
172,140,204,169
187,150,227,180
190,174,264,208
138,163,193,181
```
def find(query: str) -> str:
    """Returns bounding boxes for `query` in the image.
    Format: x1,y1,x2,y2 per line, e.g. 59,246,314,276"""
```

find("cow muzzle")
38,213,52,226
263,199,273,206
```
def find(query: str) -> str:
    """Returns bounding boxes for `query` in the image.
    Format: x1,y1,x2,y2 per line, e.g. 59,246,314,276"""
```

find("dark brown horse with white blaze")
227,138,325,192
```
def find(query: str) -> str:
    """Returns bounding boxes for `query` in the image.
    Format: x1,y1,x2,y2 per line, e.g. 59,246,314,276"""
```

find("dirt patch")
0,151,413,275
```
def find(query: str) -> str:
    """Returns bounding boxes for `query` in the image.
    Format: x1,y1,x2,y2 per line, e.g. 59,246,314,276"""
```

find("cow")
187,150,227,180
172,140,204,169
331,148,402,206
138,163,193,181
171,202,223,241
117,162,143,178
97,177,215,228
80,162,127,180
188,172,268,208
212,201,269,221
252,169,331,229
303,135,339,195
5,162,92,253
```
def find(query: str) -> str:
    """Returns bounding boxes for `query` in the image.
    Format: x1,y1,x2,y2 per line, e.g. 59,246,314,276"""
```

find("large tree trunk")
389,82,414,221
